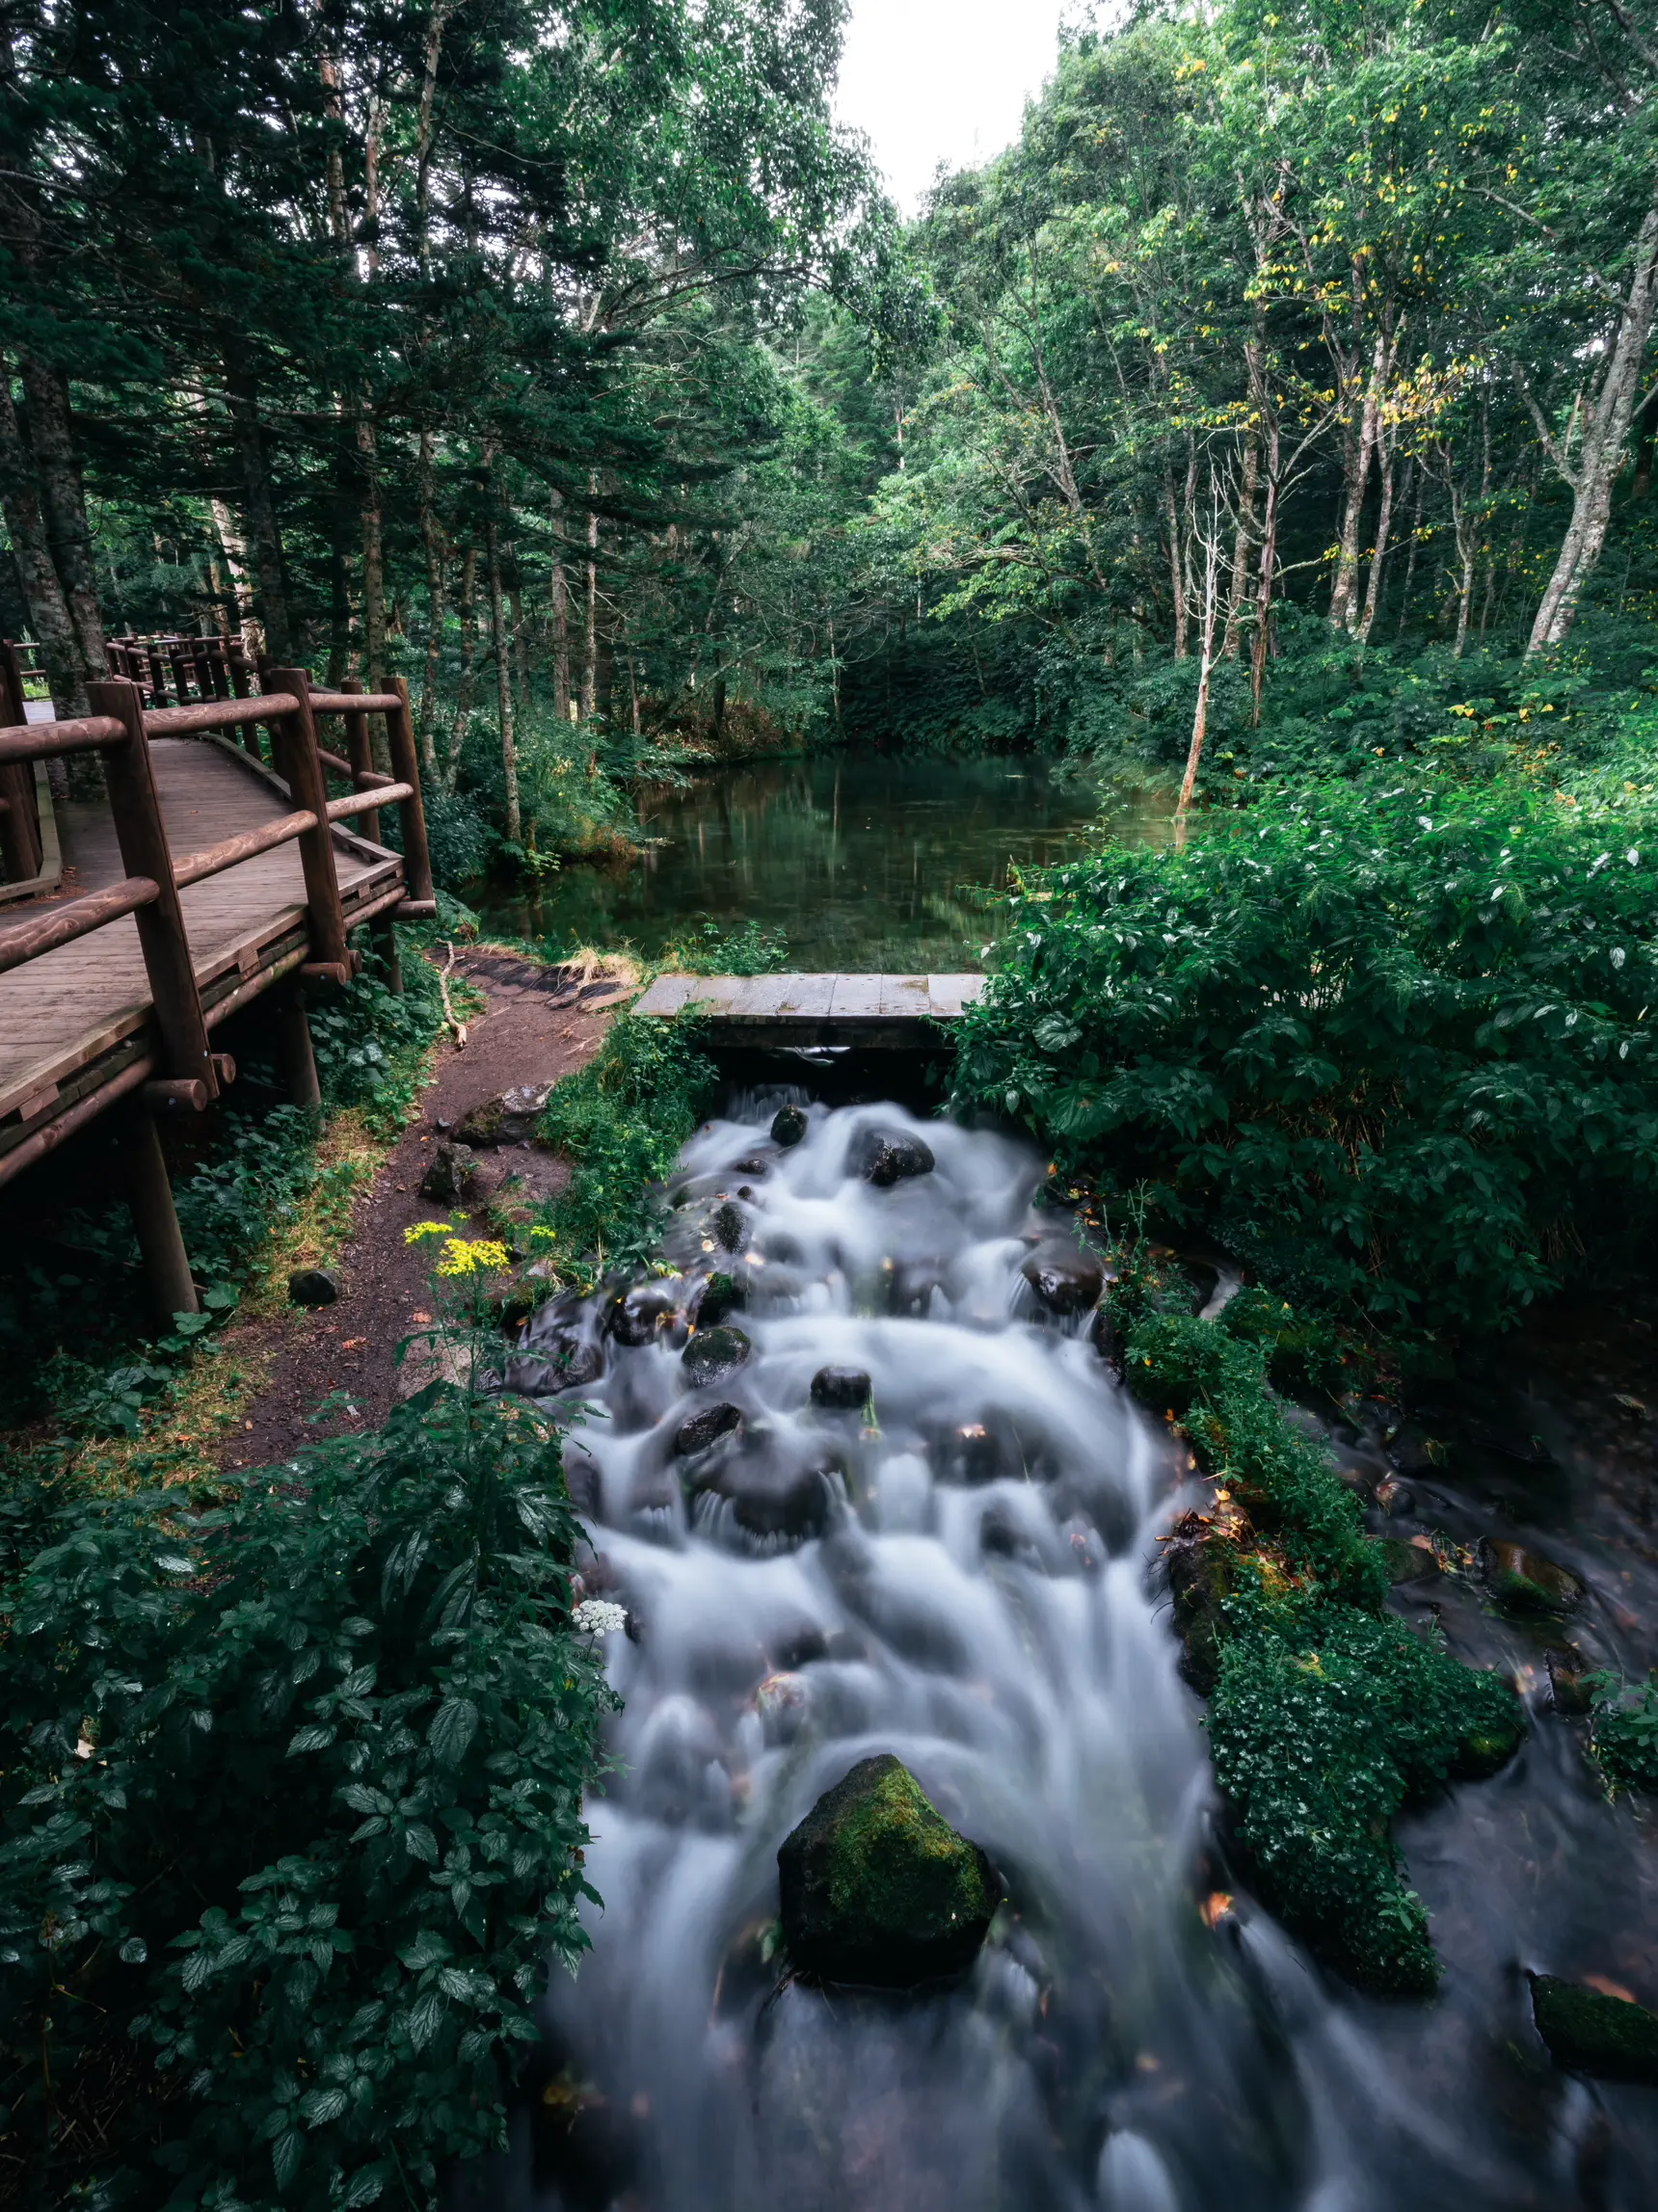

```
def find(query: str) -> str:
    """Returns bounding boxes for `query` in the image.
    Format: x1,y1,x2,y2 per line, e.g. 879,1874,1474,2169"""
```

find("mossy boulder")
777,1754,1002,1987
1483,1540,1584,1617
1532,1976,1658,2083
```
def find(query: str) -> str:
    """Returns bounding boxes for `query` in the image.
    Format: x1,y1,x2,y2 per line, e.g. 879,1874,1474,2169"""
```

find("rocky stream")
462,1089,1658,2212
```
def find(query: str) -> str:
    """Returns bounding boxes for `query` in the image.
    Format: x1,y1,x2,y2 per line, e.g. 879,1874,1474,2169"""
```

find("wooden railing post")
124,1106,200,1319
89,678,220,1101
387,675,435,906
267,666,351,977
0,641,42,883
338,678,382,843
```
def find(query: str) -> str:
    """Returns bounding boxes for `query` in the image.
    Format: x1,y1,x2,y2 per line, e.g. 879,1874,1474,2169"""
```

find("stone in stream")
1483,1539,1584,1616
692,1270,745,1329
1021,1243,1105,1316
608,1283,683,1348
287,1266,339,1307
682,1324,751,1387
1545,1646,1594,1717
777,1753,1002,1987
770,1104,808,1148
853,1128,935,1187
504,1336,603,1397
1531,1975,1658,2084
674,1401,743,1456
709,1199,747,1252
811,1364,871,1411
419,1138,476,1204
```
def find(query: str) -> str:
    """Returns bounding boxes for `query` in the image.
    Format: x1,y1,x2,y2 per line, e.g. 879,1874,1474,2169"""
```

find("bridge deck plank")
0,739,398,1124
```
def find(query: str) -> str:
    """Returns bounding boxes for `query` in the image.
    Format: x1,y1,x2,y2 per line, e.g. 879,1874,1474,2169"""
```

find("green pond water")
476,749,1167,970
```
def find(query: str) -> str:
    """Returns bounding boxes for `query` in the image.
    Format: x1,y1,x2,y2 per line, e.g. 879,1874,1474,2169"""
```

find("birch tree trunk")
1328,322,1393,631
580,483,598,722
1526,200,1658,653
1356,429,1396,647
1221,424,1260,660
1176,482,1223,850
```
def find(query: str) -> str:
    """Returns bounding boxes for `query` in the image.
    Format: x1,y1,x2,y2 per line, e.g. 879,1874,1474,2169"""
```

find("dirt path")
223,949,626,1472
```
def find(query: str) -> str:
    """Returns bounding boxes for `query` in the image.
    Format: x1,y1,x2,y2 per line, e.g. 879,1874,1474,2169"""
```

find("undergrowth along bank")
1121,1287,1523,1996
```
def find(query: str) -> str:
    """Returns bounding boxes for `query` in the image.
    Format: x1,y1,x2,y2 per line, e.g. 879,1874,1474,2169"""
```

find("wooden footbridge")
0,649,434,1319
633,971,986,1048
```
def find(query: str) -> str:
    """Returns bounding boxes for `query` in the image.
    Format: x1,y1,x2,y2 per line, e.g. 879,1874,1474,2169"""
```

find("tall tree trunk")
1163,466,1188,658
222,353,292,660
549,490,571,721
209,497,259,657
1396,464,1426,640
1329,320,1393,631
1176,483,1222,850
1449,477,1477,659
580,483,598,722
416,423,445,780
1221,423,1260,660
327,539,353,684
444,539,477,790
508,571,530,712
1250,423,1282,723
1356,429,1396,647
1527,202,1658,653
17,357,103,684
486,513,520,842
0,366,85,712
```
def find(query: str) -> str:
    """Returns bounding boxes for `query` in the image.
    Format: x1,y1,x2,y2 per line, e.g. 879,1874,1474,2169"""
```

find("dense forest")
6,0,1658,870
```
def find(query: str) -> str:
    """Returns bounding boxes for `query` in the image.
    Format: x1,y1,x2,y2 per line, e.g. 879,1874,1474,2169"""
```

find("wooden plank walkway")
0,737,401,1145
633,971,985,1048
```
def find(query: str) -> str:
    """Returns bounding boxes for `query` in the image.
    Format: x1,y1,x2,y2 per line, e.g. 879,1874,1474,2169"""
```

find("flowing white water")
477,1099,1625,2212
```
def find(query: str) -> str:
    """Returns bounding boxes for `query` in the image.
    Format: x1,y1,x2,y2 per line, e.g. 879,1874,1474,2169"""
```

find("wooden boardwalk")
633,971,984,1048
0,737,401,1159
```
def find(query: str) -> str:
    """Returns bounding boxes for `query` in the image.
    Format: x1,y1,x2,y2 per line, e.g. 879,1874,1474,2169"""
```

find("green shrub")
958,766,1658,1336
0,1382,614,2208
536,1012,716,1277
1124,1307,1522,1992
1210,1608,1526,1995
1586,1670,1658,1796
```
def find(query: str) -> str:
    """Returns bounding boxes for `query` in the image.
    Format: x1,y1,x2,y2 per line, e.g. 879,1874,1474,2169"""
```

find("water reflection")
476,750,1167,969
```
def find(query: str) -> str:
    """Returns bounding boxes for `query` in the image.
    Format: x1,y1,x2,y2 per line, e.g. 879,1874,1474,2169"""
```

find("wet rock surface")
1483,1538,1585,1615
674,1400,743,1456
1020,1242,1105,1316
852,1127,935,1186
770,1103,808,1147
777,1754,1002,1987
1532,1975,1658,2084
609,1283,683,1348
681,1323,751,1387
811,1364,871,1411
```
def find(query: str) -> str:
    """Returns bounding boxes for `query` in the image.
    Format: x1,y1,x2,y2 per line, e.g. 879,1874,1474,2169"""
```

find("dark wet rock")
675,1401,744,1456
1090,1304,1122,1373
562,1445,602,1520
419,1138,475,1203
854,1128,936,1187
688,1445,836,1546
692,1270,745,1328
682,1324,751,1387
773,1622,831,1670
1021,1244,1105,1317
1469,1426,1556,1468
1163,1508,1249,1693
1377,1535,1432,1584
505,1336,603,1397
1532,1975,1658,2084
947,1422,1003,1485
885,1257,943,1316
811,1365,871,1412
777,1753,1002,1987
709,1200,747,1252
1387,1422,1448,1476
608,1283,683,1348
771,1104,808,1148
1484,1539,1584,1616
1374,1478,1414,1516
1546,1647,1595,1717
287,1266,339,1307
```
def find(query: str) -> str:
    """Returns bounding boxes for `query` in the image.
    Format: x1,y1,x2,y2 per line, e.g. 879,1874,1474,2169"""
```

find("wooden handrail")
0,715,125,764
266,668,349,973
316,745,394,788
0,874,159,975
143,693,300,737
308,689,403,714
325,783,413,823
173,809,317,889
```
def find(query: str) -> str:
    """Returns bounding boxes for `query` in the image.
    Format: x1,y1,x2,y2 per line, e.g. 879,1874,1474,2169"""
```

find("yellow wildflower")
435,1238,513,1277
404,1220,456,1244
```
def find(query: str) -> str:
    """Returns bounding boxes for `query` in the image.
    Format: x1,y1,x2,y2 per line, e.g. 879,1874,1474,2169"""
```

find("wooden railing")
105,631,255,707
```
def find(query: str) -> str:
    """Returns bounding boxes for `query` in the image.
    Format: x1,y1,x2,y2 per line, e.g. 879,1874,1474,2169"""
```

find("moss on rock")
1532,1976,1658,2083
777,1754,1002,1987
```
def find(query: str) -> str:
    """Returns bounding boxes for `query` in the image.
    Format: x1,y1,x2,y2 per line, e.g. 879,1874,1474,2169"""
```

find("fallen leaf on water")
1200,1891,1234,1930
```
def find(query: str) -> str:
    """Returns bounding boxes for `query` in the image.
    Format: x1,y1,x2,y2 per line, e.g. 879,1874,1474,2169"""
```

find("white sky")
834,0,1071,215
